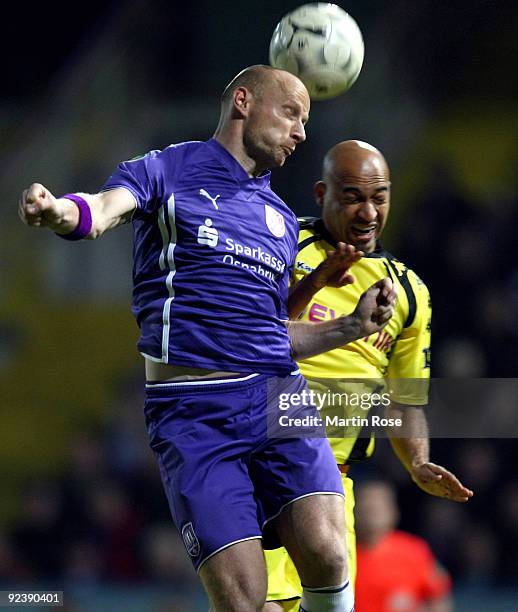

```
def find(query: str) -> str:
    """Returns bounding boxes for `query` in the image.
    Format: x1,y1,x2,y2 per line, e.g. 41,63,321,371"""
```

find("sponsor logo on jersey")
197,218,219,247
181,522,200,557
225,238,286,274
308,302,337,321
265,204,286,238
199,188,220,210
308,301,395,353
296,261,314,273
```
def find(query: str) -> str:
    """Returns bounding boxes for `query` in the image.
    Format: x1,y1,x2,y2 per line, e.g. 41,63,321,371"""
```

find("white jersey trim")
145,373,261,388
158,193,177,363
140,351,163,363
158,205,169,271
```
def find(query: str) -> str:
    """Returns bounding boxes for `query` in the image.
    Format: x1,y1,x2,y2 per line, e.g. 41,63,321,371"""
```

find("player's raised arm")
288,242,363,319
19,183,136,240
288,277,396,359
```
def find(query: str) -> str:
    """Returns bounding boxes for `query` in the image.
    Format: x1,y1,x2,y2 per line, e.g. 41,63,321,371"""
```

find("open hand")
308,242,363,290
411,462,474,502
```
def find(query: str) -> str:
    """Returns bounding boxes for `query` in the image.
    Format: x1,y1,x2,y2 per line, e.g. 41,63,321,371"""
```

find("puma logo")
199,189,220,210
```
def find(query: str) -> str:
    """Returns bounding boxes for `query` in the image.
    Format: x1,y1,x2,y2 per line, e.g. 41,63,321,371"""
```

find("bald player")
19,69,397,611
264,140,473,611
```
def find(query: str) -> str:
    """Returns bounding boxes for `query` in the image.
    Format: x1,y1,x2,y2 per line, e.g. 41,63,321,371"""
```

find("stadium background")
1,0,518,609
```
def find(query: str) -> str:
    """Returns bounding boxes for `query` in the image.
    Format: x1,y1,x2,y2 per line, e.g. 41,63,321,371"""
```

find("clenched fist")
18,183,77,234
351,277,397,337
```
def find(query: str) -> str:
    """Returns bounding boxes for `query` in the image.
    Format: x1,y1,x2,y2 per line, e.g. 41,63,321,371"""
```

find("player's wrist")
409,460,430,478
307,269,325,292
51,199,74,233
337,312,363,342
55,194,92,240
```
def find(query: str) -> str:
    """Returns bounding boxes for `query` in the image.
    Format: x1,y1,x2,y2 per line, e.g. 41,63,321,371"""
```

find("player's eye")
342,195,359,205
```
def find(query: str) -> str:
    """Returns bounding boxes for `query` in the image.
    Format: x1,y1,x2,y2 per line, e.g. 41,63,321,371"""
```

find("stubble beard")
243,128,280,173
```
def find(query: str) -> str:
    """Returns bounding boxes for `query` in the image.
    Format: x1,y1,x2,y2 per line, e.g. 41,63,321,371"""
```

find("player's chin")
349,235,376,253
274,151,288,167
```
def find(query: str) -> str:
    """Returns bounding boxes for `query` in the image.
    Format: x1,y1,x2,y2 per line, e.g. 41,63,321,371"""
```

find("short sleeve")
101,150,164,213
387,271,432,404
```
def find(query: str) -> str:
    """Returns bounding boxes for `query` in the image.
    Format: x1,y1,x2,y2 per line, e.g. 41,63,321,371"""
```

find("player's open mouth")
351,225,376,239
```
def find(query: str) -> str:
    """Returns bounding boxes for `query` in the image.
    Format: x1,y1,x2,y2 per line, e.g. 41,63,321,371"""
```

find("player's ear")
314,181,326,206
233,87,251,117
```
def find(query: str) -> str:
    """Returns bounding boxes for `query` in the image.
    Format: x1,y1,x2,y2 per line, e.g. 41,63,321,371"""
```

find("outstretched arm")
386,403,474,503
288,277,396,360
19,183,136,239
288,242,363,319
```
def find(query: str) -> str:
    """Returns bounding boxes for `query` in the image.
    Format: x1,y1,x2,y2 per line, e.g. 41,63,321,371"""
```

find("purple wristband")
56,194,92,241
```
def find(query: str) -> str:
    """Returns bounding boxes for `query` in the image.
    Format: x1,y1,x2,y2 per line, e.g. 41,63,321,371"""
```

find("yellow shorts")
265,473,356,609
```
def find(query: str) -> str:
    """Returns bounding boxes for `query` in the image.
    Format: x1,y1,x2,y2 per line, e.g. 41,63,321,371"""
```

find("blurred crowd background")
1,0,518,609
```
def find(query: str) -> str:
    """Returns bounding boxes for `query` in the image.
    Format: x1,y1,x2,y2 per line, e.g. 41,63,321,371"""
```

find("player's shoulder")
297,215,320,238
160,140,205,161
295,217,333,268
377,248,429,291
123,140,202,165
296,216,334,249
297,216,320,232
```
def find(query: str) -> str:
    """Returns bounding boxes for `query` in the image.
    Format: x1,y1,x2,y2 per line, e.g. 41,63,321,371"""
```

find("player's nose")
357,202,377,222
291,121,306,144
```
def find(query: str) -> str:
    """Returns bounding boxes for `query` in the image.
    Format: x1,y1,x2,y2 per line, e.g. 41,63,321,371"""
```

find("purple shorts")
144,371,343,571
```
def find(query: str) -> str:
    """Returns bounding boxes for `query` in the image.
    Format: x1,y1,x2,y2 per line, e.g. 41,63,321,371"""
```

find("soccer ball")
269,3,364,101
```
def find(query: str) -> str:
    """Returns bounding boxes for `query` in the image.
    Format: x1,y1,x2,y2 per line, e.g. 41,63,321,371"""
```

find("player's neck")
213,130,263,178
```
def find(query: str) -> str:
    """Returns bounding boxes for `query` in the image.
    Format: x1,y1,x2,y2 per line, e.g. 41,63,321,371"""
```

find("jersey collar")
206,138,271,189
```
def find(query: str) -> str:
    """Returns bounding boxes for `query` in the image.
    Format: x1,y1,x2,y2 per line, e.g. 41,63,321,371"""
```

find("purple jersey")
102,138,299,375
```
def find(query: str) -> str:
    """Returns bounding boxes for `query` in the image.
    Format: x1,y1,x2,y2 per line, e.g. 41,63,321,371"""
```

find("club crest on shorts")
264,204,286,238
181,522,201,557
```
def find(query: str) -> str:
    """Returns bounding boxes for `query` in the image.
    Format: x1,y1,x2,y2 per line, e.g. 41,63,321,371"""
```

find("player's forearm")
287,316,363,360
40,192,104,238
61,193,122,239
60,190,134,239
386,403,430,471
21,183,136,239
288,273,321,319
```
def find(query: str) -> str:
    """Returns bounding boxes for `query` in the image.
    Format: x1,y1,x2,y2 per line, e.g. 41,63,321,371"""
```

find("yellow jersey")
293,218,431,463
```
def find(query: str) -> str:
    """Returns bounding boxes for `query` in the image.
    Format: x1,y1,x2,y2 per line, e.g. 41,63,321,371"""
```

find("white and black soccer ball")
269,3,364,100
